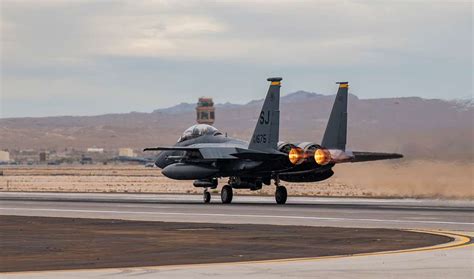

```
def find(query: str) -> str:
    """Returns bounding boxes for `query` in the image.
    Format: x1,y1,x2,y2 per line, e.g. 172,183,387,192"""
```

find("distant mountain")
281,90,325,102
450,98,473,111
1,91,472,161
152,102,195,114
151,91,327,114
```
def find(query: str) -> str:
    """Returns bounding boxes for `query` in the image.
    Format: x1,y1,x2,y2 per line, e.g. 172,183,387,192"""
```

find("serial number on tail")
253,134,267,143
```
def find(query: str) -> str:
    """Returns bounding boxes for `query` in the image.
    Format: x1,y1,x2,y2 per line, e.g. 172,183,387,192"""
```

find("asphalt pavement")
0,192,473,278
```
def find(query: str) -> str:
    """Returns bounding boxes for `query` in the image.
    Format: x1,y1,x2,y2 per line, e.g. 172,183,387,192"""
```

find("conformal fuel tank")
162,163,218,180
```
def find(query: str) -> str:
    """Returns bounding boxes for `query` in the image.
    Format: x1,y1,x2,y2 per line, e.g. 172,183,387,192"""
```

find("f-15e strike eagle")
144,78,403,204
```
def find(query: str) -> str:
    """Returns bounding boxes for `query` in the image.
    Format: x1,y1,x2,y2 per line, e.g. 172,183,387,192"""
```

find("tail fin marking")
248,77,282,152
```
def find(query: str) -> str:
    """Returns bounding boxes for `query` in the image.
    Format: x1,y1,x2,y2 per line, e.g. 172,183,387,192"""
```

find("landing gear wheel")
203,190,211,204
221,185,233,204
275,186,287,205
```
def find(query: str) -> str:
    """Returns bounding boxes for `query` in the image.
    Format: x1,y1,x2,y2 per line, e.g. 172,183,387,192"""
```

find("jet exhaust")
314,148,331,165
288,147,305,165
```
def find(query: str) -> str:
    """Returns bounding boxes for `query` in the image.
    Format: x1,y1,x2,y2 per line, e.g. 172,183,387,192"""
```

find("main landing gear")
275,186,287,204
274,176,287,205
221,185,233,204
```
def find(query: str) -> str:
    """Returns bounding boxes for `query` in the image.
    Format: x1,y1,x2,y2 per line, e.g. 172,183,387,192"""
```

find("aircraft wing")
144,146,239,160
143,147,199,151
144,146,288,161
144,146,239,157
351,151,403,162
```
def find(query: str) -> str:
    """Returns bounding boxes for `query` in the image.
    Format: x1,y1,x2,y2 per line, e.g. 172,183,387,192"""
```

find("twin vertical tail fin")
248,77,282,152
321,82,348,151
321,82,404,163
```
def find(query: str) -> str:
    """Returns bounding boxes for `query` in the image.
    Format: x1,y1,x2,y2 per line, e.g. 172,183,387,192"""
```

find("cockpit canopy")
178,124,222,142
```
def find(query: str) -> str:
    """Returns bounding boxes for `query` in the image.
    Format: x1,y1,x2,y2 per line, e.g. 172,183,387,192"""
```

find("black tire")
221,185,233,204
275,186,287,205
203,191,211,204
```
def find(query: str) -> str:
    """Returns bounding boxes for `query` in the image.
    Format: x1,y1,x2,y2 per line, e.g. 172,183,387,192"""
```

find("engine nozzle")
288,147,305,165
314,148,331,165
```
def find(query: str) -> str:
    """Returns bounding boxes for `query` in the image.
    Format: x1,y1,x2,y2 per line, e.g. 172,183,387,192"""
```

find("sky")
1,0,472,118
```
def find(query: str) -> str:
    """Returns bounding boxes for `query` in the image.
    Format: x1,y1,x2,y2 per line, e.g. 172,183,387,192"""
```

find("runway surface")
3,215,450,272
1,192,473,278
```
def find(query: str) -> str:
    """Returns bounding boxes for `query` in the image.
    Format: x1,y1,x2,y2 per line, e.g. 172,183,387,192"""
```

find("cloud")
3,0,470,64
0,0,472,117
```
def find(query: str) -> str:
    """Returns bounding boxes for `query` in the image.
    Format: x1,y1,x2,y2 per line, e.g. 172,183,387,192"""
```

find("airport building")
0,150,10,162
87,148,104,153
39,151,48,163
119,148,136,157
196,97,215,125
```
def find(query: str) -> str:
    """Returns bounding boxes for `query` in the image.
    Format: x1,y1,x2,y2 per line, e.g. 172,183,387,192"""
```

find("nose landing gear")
201,182,234,204
203,189,211,203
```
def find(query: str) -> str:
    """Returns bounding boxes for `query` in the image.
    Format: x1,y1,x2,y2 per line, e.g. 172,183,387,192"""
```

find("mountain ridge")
2,91,471,120
1,91,472,161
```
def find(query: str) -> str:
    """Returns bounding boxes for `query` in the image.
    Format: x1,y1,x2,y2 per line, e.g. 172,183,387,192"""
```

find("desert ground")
1,160,472,199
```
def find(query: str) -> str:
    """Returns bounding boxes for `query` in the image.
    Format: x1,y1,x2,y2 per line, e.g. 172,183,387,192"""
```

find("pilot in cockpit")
177,124,222,143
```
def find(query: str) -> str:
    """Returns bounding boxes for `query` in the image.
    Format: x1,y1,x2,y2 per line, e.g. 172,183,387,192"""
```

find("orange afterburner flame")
288,147,305,165
314,148,331,165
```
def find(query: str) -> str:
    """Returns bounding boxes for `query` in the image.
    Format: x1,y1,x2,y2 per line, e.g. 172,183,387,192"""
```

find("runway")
1,192,472,230
1,192,473,278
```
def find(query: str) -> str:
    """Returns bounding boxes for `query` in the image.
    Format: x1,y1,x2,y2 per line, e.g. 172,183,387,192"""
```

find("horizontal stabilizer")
351,151,403,162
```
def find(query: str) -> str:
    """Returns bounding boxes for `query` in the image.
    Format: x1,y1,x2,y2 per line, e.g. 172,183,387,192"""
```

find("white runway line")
1,207,473,226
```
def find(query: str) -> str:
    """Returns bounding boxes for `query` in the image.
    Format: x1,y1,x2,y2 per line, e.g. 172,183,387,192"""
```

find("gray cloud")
1,0,472,117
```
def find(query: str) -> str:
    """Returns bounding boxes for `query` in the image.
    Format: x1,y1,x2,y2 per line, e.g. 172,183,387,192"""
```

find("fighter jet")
144,78,402,204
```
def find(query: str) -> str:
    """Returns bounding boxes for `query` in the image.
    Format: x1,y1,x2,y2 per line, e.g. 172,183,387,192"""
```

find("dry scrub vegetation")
0,161,472,199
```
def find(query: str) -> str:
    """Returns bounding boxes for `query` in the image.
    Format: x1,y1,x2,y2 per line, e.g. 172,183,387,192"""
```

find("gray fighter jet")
144,78,402,204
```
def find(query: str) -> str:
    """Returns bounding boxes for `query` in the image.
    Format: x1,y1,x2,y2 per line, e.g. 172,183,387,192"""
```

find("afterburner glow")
288,147,305,165
314,149,331,165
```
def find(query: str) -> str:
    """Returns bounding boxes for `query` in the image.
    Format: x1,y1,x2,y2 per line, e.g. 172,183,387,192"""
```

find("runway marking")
2,229,471,276
1,207,473,226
